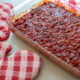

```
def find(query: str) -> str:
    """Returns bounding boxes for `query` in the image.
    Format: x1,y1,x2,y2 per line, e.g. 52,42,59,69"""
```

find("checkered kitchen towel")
0,42,12,59
56,0,80,14
0,3,13,41
0,50,41,80
0,3,13,21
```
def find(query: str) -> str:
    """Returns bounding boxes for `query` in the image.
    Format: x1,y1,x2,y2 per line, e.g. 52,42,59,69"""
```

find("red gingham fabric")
57,0,80,14
0,3,13,21
0,50,41,80
0,42,12,59
0,20,10,41
0,3,13,41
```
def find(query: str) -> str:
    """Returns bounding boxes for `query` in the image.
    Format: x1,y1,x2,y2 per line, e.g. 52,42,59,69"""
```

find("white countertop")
0,0,79,80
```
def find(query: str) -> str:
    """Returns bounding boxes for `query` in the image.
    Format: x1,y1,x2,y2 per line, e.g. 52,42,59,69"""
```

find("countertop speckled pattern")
0,0,79,80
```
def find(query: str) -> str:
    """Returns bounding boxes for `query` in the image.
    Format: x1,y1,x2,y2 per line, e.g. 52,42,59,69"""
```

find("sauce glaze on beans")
13,2,80,71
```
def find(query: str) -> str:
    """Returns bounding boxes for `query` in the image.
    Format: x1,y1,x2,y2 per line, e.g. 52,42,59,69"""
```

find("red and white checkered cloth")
0,42,12,59
0,3,13,41
0,50,41,80
56,0,80,13
0,20,10,41
0,3,13,21
65,0,80,8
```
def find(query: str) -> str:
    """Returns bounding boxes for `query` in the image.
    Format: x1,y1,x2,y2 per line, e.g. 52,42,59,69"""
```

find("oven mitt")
0,3,13,21
0,50,41,80
0,42,12,59
0,3,13,41
0,20,10,41
57,0,80,13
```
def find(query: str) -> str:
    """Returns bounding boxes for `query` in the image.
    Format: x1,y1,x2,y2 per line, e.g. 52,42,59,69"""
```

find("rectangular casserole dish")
8,0,80,78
